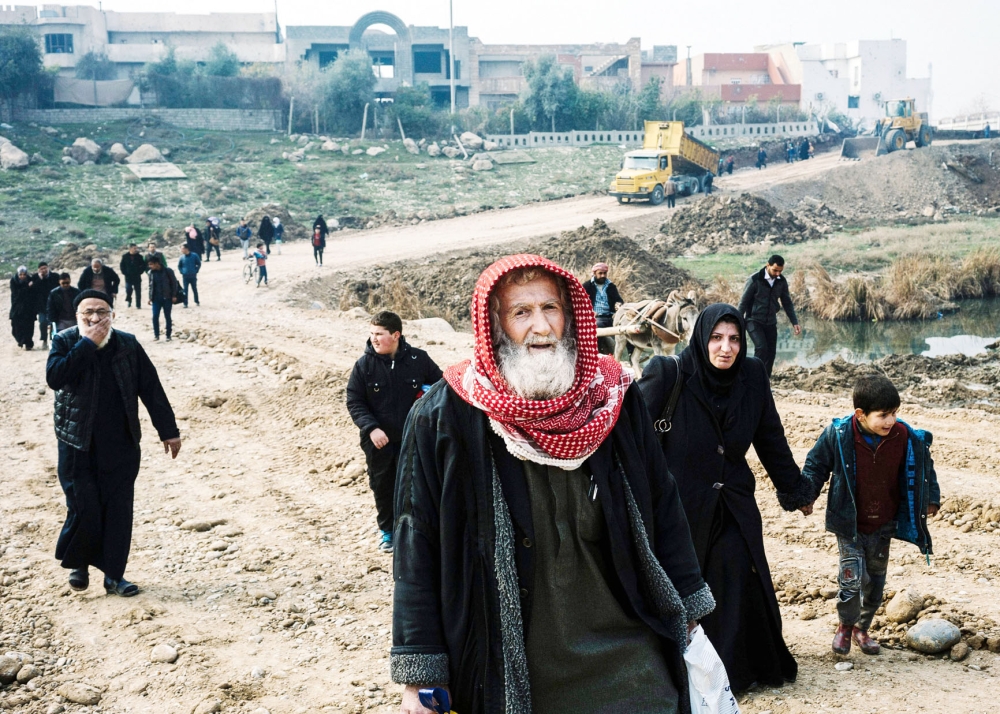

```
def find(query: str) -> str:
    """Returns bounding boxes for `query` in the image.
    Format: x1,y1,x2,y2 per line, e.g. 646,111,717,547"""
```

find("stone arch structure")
349,11,412,86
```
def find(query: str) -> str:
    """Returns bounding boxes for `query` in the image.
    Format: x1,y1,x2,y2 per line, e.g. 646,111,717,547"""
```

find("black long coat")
639,353,816,688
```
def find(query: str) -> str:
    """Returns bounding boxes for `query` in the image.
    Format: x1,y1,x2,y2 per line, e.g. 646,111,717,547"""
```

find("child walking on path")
253,243,268,287
803,374,941,656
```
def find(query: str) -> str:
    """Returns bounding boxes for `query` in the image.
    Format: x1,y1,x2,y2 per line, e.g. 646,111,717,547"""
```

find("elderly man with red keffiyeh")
391,255,714,714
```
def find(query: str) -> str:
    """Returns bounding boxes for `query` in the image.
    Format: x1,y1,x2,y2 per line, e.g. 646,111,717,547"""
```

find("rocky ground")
4,147,1000,714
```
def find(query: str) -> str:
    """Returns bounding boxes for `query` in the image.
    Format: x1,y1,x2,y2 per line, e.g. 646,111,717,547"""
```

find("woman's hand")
798,501,815,516
399,685,450,714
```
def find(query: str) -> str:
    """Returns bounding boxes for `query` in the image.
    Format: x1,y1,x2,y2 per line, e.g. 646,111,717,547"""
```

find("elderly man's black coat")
391,382,713,714
77,265,121,297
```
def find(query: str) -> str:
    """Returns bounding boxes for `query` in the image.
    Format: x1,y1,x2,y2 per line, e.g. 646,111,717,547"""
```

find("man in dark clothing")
146,255,178,341
258,216,275,255
756,146,767,169
77,259,120,305
184,226,205,258
391,257,713,714
726,155,734,174
582,262,624,355
31,262,60,348
47,289,181,597
177,245,201,307
737,254,801,376
119,244,148,309
204,218,221,261
145,241,166,271
48,273,80,333
346,311,442,554
703,171,714,194
9,266,36,350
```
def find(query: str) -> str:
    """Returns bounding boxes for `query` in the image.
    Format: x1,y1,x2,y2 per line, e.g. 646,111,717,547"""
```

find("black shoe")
69,568,89,591
104,577,139,597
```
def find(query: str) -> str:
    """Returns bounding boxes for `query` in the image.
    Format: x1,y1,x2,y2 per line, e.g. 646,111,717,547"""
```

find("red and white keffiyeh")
443,254,632,470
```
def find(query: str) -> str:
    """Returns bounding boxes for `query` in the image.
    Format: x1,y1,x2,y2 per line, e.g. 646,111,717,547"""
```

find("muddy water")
772,297,1000,368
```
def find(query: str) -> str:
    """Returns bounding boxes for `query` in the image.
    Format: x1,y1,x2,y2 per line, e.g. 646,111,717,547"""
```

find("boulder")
407,317,455,333
0,141,29,170
442,146,460,159
192,699,223,714
109,142,130,163
125,144,165,164
471,159,494,172
886,588,924,623
366,146,386,157
403,138,419,155
483,140,499,151
459,131,484,150
287,149,305,162
30,152,45,164
16,664,40,683
0,655,22,684
427,142,441,157
61,156,78,166
150,644,179,663
906,618,961,654
57,682,102,705
321,140,340,151
68,137,101,164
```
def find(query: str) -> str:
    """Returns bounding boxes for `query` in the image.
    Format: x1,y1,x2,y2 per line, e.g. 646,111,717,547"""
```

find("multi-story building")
672,52,802,115
761,40,932,127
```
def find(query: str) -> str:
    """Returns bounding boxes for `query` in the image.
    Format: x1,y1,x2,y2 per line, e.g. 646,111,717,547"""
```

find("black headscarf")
679,302,748,396
314,214,329,238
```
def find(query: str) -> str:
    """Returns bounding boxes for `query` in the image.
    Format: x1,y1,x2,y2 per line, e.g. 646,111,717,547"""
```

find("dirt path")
4,166,1000,714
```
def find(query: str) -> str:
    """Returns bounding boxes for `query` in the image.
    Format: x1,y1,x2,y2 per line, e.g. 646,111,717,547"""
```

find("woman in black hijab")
258,216,275,255
313,215,329,240
639,303,817,692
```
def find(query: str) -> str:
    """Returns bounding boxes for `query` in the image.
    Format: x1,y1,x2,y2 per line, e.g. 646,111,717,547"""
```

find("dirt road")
4,174,1000,714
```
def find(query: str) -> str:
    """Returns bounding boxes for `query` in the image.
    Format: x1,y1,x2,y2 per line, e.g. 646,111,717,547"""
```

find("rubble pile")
657,193,822,254
50,242,113,271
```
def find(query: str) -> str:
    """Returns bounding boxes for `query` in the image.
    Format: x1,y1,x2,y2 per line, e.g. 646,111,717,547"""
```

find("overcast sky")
94,0,995,118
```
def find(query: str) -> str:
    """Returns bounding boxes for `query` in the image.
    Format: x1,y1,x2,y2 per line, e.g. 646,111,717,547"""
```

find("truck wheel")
617,196,628,204
886,129,906,152
650,185,665,205
916,125,932,147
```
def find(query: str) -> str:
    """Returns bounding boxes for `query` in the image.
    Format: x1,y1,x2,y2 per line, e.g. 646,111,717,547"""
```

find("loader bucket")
840,136,885,160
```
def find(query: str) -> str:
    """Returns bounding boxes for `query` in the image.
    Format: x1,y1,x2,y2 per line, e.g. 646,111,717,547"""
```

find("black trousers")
56,440,140,580
747,320,778,375
666,194,676,208
363,439,400,532
11,316,35,348
124,278,141,306
207,242,221,260
314,246,324,264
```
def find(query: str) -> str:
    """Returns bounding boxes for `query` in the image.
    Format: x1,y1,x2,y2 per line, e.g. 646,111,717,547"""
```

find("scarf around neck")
444,254,632,470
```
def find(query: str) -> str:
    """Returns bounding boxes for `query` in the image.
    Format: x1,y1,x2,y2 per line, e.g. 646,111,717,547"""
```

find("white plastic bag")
684,625,740,714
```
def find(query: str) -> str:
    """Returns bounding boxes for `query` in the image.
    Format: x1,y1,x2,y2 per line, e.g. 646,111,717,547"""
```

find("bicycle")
242,259,258,285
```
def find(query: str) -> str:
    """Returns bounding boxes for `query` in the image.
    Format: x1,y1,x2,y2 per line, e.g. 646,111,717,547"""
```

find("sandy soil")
4,158,1000,714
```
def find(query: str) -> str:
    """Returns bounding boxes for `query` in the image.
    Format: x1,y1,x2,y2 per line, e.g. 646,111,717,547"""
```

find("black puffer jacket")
46,328,179,451
346,336,443,445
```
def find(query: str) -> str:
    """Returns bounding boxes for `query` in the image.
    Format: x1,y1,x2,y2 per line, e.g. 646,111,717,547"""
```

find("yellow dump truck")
609,121,720,205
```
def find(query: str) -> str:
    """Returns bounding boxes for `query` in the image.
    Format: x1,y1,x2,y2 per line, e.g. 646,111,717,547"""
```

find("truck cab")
611,151,674,204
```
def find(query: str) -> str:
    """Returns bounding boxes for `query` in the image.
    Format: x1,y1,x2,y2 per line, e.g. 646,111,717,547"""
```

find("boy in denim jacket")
804,375,940,656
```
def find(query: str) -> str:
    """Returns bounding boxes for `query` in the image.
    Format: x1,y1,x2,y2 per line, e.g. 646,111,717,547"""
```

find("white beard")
77,322,114,349
497,332,577,400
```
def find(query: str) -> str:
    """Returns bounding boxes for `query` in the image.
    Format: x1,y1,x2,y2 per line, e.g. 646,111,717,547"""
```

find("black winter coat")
639,354,815,568
148,268,179,304
582,278,624,315
47,286,80,327
46,328,179,451
345,337,443,445
737,267,798,327
77,266,121,296
31,272,61,312
119,252,148,282
391,382,713,714
9,276,35,319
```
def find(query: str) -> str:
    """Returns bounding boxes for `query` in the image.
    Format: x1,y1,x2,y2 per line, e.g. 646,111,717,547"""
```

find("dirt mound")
50,242,114,271
759,143,1000,224
772,351,1000,412
656,193,822,254
313,219,692,327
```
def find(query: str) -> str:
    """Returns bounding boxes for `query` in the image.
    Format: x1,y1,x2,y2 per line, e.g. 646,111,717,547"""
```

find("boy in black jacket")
345,311,442,553
804,375,940,656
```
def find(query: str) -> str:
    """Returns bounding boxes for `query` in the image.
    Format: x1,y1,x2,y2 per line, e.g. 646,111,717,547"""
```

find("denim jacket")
803,415,941,554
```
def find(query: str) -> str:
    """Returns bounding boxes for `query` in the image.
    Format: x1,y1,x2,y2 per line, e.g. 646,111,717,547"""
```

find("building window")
414,51,442,74
318,51,338,69
44,34,74,54
848,96,860,109
730,78,741,84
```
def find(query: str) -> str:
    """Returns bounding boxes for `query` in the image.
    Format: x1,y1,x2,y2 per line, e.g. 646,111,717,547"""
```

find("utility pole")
685,45,692,87
449,0,456,115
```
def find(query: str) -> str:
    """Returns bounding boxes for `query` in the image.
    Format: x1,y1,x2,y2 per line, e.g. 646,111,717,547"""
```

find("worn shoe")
68,568,89,591
104,577,139,597
852,627,881,655
377,530,393,554
832,623,852,654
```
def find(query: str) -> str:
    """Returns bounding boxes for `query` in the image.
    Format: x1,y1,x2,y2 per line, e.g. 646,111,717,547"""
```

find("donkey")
612,290,699,376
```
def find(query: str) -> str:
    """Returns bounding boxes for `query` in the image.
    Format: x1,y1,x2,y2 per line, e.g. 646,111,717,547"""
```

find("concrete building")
760,40,932,127
286,11,473,107
672,52,802,114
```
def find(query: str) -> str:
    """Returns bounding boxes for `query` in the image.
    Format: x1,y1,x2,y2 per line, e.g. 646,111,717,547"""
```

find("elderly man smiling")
391,255,713,714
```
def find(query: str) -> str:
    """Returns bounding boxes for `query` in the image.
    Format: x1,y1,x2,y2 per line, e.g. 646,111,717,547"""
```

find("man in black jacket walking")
48,273,80,333
78,259,121,306
346,311,442,554
119,244,148,309
737,254,801,376
31,262,60,348
46,289,181,596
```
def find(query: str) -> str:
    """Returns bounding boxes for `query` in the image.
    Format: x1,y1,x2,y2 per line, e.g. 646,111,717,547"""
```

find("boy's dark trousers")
747,320,778,375
363,440,400,532
125,278,141,307
182,275,199,306
836,522,895,631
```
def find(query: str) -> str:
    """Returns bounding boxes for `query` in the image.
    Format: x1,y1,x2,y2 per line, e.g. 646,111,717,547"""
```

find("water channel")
771,297,1000,368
